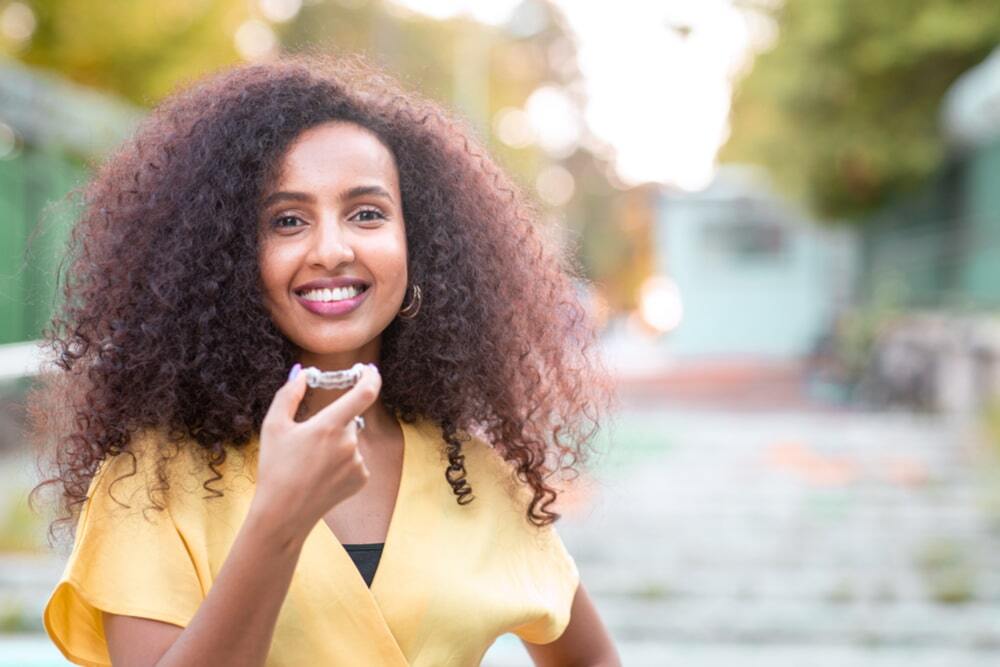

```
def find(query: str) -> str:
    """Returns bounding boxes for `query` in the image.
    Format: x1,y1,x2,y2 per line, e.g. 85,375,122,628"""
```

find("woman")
31,52,619,666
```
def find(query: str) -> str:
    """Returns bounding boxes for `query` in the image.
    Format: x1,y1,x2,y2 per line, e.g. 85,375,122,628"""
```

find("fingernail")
288,363,301,382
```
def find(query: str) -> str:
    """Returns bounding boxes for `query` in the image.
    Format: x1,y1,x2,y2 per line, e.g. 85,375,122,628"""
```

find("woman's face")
258,120,408,368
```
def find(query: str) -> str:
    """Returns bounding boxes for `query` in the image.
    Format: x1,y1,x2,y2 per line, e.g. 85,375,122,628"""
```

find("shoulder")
46,440,210,666
413,419,514,484
85,429,255,518
463,433,525,501
418,419,539,522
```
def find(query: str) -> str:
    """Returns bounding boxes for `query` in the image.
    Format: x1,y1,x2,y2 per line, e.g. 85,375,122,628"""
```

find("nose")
307,216,355,269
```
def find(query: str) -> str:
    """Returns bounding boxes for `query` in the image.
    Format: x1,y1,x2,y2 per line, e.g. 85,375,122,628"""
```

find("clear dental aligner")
302,363,364,390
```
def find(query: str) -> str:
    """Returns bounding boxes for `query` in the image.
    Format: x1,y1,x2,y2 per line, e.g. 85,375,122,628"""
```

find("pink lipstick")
294,286,370,316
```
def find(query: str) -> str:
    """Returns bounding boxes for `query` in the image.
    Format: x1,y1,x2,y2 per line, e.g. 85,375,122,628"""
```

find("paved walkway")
485,407,1000,666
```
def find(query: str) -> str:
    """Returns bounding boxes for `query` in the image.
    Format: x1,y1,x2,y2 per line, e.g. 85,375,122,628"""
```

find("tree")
723,0,1000,219
1,0,252,105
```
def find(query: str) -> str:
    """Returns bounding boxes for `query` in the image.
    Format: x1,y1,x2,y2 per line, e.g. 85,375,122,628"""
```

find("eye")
352,207,387,225
272,215,304,230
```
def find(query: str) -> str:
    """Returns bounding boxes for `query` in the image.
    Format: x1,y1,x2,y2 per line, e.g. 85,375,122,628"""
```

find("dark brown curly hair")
28,51,616,545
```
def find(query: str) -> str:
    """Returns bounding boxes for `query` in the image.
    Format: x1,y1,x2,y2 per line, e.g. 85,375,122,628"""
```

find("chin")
297,331,377,354
299,340,362,355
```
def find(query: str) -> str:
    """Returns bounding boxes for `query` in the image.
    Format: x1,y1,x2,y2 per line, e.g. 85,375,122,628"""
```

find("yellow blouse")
43,416,579,666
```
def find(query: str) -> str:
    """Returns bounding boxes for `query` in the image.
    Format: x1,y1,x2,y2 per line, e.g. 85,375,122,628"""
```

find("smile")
293,284,370,316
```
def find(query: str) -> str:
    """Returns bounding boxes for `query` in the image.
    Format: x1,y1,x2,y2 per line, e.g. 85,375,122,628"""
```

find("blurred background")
1,0,1000,665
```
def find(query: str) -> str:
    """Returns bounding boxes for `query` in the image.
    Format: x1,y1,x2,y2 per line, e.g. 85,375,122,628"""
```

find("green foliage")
982,400,1000,530
825,578,857,605
631,581,673,601
1,0,252,105
723,0,1000,219
985,400,1000,456
915,537,977,604
0,487,45,553
0,600,43,633
836,277,906,386
1,0,578,202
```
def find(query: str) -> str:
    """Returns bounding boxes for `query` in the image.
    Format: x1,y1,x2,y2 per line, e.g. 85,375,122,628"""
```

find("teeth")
299,285,364,302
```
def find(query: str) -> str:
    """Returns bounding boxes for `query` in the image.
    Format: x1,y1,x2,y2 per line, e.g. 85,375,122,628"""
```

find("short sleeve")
508,517,581,645
509,520,580,644
460,433,583,646
43,446,205,667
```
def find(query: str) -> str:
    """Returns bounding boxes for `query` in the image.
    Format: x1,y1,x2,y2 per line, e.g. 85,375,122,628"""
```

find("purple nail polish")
288,363,301,382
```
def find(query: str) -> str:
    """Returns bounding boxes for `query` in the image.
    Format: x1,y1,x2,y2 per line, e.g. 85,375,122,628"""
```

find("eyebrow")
261,184,395,209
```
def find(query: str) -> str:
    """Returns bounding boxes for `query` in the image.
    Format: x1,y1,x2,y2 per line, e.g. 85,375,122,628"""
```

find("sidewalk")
485,405,1000,666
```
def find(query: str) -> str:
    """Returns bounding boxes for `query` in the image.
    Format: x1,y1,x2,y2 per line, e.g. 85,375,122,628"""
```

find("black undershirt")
343,543,384,587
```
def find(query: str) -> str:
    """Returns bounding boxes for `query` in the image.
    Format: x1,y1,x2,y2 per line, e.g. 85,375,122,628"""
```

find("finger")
308,364,382,430
354,448,370,478
267,365,309,425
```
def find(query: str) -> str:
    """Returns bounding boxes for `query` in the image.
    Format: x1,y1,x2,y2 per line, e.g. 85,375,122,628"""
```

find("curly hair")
27,51,616,545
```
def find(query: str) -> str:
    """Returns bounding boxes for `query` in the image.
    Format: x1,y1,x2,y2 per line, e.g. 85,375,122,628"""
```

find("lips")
293,284,370,317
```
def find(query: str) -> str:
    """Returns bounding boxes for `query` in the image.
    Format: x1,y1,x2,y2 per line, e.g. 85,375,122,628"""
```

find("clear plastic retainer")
302,364,363,390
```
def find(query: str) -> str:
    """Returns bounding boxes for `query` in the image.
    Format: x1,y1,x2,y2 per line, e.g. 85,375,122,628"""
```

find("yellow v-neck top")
43,416,580,666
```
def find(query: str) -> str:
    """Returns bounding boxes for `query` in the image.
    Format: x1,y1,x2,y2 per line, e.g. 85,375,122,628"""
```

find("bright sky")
387,0,772,190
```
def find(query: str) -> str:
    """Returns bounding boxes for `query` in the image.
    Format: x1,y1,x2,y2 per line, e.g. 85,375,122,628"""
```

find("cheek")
386,241,409,296
258,246,293,296
369,232,408,287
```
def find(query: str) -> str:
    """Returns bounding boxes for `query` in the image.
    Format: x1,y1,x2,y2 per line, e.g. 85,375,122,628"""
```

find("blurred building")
849,47,1000,415
653,165,858,361
864,45,1000,310
943,44,1000,300
0,57,140,346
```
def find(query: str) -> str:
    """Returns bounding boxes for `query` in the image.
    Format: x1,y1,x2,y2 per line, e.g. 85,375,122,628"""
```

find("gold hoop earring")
398,283,422,320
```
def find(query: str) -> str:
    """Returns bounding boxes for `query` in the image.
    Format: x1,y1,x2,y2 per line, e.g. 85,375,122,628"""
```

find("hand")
250,363,382,543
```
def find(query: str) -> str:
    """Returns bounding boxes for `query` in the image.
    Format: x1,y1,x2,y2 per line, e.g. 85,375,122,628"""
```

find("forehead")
273,120,398,189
